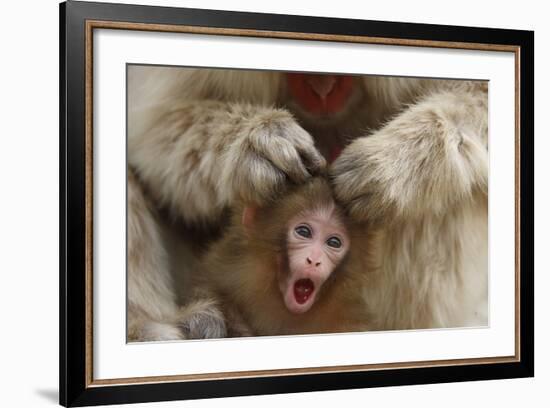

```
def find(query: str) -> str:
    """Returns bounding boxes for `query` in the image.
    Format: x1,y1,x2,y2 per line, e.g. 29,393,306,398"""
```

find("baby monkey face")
281,203,350,314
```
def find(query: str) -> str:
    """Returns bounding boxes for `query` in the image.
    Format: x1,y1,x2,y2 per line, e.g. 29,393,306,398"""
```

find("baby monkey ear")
241,206,258,233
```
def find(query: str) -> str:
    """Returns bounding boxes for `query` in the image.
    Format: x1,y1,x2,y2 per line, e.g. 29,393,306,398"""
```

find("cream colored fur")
127,169,226,341
127,66,488,340
127,169,181,340
332,80,488,329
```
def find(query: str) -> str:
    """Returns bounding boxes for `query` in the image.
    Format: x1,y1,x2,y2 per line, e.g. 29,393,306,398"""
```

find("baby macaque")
201,177,371,336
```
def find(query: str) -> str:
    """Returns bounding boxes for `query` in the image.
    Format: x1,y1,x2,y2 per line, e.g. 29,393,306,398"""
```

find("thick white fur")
127,168,226,341
127,66,488,339
332,80,488,329
127,169,182,340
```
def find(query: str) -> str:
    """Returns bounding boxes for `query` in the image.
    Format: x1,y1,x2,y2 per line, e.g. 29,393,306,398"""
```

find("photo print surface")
126,65,488,342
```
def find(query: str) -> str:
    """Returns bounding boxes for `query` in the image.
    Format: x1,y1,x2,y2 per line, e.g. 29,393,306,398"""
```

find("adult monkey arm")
126,67,325,341
127,169,183,341
330,81,489,329
128,68,326,225
331,81,488,223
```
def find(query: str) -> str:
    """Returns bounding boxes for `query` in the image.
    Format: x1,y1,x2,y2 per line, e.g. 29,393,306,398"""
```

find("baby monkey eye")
295,225,312,238
326,236,342,249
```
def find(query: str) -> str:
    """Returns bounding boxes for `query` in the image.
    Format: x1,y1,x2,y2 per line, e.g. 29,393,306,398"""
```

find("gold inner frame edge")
83,19,522,388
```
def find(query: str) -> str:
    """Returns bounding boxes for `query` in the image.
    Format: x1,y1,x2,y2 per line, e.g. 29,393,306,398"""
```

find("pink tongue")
294,279,315,304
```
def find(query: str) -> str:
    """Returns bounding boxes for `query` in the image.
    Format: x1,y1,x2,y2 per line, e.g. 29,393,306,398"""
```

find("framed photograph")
60,0,534,406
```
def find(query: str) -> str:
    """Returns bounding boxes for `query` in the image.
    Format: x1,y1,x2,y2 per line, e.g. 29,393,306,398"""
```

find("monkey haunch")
202,178,371,336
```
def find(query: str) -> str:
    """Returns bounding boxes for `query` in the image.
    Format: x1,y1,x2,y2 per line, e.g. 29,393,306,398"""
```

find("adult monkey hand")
218,107,327,206
330,84,488,224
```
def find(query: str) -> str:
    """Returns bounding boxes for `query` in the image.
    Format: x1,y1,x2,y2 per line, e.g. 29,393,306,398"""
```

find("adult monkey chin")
127,67,488,340
285,73,369,162
286,73,356,116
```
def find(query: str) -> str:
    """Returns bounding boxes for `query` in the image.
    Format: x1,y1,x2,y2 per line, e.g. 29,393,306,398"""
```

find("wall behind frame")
0,0,546,408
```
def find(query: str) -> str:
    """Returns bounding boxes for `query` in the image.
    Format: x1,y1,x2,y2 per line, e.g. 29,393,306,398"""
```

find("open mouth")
293,278,315,305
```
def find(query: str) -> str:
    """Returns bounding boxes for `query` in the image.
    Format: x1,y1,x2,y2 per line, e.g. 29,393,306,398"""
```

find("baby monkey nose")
306,257,321,267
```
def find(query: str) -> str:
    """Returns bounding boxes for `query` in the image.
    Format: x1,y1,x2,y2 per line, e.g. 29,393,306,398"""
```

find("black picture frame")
59,1,534,406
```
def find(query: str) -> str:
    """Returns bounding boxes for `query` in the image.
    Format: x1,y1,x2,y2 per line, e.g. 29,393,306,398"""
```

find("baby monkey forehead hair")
276,177,341,215
243,177,351,249
266,177,349,229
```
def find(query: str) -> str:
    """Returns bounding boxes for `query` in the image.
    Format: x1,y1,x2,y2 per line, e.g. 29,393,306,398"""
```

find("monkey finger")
177,302,228,339
331,163,366,200
331,157,395,223
235,154,288,204
281,126,325,172
259,137,312,183
253,130,312,179
269,119,325,175
297,145,326,176
275,149,312,184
